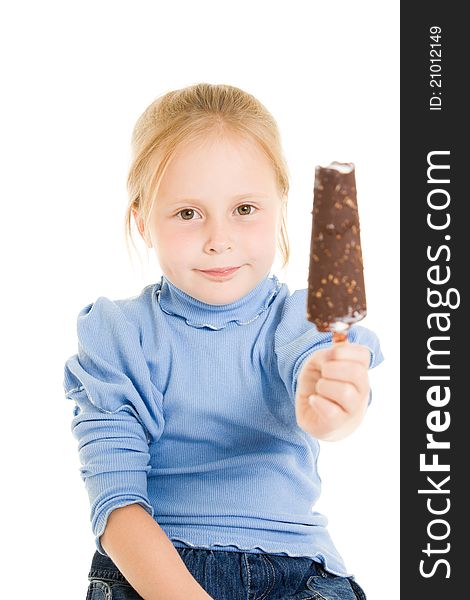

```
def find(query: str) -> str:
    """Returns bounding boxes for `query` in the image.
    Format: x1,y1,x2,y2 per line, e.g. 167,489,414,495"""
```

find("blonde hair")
125,82,290,269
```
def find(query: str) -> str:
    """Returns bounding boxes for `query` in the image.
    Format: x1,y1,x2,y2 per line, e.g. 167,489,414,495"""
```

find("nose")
203,218,233,254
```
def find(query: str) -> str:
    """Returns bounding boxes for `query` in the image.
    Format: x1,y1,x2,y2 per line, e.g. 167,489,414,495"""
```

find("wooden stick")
332,330,348,343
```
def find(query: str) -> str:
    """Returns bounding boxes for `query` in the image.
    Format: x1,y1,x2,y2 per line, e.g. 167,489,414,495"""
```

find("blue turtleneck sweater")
63,273,383,576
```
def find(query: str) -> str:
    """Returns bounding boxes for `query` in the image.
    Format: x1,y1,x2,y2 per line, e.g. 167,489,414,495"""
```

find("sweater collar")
156,273,282,330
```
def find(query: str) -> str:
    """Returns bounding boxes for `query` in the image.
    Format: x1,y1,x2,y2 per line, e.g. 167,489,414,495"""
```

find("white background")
1,1,399,598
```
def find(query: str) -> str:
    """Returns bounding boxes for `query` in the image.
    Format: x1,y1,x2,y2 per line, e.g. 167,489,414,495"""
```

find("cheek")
244,220,278,255
155,225,192,251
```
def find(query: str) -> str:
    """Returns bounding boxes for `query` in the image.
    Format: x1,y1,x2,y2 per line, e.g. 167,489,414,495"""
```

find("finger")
328,343,371,368
307,394,347,426
297,369,321,402
300,355,324,374
320,361,369,396
300,349,333,373
315,378,365,414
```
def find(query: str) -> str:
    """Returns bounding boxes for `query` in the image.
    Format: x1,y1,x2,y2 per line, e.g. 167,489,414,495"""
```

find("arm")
101,504,213,600
63,298,208,597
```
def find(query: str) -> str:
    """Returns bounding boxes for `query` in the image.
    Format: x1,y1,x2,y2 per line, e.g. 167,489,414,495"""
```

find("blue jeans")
86,547,366,599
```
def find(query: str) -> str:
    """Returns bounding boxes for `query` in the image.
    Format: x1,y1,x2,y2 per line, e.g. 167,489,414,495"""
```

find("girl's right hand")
295,341,371,441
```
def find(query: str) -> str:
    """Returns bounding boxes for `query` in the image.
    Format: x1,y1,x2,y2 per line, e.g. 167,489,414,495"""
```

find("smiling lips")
198,266,241,278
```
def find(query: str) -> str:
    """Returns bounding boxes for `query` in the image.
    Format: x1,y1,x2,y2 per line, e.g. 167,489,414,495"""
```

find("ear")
132,207,153,248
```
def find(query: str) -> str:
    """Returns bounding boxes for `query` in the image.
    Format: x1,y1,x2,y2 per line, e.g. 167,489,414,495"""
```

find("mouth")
197,266,241,278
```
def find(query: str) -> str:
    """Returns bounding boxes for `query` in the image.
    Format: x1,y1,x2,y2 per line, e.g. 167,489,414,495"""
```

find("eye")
177,208,201,220
236,204,256,216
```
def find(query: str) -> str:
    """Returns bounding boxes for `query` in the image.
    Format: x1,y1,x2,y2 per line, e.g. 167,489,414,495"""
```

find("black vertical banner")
401,3,466,597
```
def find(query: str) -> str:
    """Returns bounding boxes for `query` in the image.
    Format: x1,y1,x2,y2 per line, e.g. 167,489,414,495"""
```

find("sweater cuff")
94,498,155,557
86,470,154,557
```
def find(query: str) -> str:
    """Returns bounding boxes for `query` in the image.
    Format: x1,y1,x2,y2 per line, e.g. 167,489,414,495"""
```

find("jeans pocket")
87,579,143,600
86,580,111,600
306,573,358,600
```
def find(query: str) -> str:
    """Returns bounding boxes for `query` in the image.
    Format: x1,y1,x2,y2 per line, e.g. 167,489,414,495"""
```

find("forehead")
157,133,278,198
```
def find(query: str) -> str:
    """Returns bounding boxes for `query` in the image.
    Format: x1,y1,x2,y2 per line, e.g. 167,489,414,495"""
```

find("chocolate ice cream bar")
307,162,367,341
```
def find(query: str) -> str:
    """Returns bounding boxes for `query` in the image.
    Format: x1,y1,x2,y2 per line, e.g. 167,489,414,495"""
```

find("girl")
64,83,383,600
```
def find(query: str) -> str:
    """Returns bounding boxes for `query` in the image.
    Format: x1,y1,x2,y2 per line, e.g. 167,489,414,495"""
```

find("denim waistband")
87,547,365,599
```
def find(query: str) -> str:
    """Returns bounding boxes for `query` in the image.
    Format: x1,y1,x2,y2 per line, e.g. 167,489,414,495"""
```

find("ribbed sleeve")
274,289,384,402
63,297,165,556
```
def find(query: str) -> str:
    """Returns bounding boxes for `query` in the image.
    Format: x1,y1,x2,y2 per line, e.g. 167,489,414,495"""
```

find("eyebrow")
170,193,270,204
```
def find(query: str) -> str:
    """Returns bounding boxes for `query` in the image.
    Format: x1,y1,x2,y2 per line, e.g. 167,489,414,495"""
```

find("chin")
202,290,239,305
198,284,245,305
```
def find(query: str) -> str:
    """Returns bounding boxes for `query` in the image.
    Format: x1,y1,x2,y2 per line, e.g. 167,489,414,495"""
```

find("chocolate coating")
307,162,367,332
